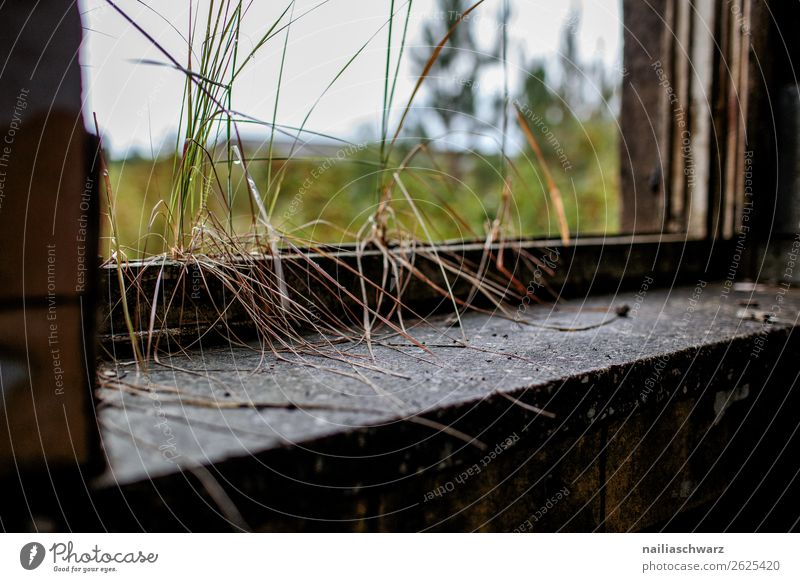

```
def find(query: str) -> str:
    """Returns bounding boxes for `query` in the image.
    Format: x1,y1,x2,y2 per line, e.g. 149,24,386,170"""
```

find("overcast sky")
79,0,622,156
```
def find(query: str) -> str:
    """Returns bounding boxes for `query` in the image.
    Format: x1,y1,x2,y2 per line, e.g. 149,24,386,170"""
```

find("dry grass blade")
387,0,486,155
93,112,146,370
497,391,556,419
513,102,570,246
407,415,487,451
393,172,467,340
186,464,251,531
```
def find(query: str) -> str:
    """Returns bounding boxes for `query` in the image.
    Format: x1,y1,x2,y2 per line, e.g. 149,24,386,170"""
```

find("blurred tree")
410,0,493,147
515,2,617,124
516,59,554,117
558,4,582,115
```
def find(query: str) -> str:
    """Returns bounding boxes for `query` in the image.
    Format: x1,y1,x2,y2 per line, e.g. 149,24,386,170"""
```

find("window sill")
87,281,800,532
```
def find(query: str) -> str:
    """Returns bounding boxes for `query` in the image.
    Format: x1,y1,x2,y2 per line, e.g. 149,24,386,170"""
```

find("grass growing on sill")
97,0,615,384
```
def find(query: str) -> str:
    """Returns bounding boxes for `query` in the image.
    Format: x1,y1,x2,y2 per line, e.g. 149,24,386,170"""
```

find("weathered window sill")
83,281,800,532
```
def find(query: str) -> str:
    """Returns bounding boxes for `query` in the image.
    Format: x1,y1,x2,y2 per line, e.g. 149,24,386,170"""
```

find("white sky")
79,0,622,156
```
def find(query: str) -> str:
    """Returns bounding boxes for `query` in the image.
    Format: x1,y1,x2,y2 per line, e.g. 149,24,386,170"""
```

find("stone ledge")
79,282,800,531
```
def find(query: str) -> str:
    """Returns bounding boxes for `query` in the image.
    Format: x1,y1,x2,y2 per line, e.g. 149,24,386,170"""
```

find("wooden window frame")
619,0,757,241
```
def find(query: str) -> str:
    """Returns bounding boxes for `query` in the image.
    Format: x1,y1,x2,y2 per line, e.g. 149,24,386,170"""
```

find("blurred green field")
104,115,619,258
